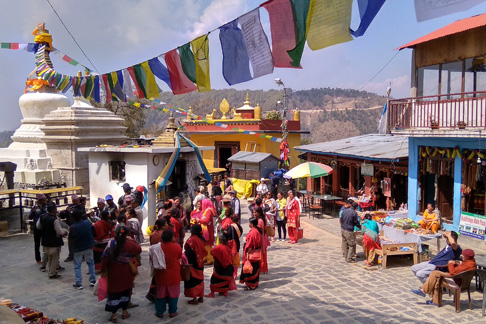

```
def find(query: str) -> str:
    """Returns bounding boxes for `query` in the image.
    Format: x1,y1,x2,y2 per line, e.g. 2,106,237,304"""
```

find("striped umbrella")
284,162,334,179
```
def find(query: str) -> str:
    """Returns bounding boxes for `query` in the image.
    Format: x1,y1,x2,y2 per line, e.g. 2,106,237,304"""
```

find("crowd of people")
28,177,303,321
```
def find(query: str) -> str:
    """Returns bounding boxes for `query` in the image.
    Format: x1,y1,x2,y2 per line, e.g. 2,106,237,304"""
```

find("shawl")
362,219,379,242
184,235,207,268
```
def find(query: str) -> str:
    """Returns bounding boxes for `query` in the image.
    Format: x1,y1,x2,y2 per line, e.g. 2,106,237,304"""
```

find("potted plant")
430,118,439,129
457,121,467,129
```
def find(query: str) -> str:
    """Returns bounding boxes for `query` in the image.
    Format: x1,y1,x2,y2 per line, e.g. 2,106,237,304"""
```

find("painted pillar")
148,185,156,229
332,159,339,196
307,153,312,192
349,165,355,196
452,155,462,230
408,138,419,221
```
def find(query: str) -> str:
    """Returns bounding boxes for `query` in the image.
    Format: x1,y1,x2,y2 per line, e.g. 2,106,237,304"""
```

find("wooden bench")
375,241,418,269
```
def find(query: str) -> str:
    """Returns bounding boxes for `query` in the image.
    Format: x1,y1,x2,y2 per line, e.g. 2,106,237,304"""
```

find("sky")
0,0,485,131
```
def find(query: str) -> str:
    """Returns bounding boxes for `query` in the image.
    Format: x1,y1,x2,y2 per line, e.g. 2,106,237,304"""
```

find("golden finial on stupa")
254,103,261,120
294,108,300,121
220,98,230,119
244,93,250,105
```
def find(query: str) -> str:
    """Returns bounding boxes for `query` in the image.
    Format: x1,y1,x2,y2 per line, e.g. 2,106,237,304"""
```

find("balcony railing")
388,91,486,131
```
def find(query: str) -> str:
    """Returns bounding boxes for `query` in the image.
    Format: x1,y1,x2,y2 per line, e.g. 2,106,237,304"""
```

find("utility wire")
358,51,400,92
45,0,99,73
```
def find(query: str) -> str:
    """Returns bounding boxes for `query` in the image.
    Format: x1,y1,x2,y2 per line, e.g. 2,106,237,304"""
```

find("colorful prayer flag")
261,0,300,68
141,61,160,98
219,20,253,85
165,49,197,95
177,44,196,83
238,8,274,78
155,133,181,194
350,0,386,37
287,0,311,67
306,0,353,51
414,0,485,22
93,75,100,103
148,57,172,89
190,35,211,92
127,66,145,98
122,69,135,100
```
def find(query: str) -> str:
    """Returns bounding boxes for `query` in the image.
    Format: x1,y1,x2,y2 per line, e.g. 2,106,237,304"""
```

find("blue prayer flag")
219,20,252,86
148,57,172,89
350,0,386,37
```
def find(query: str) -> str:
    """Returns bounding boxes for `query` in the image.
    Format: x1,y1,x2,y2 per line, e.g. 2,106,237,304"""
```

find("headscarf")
462,249,475,260
201,198,216,215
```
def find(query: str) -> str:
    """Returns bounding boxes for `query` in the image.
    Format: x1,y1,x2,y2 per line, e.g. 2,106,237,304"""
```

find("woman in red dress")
286,190,301,244
183,225,207,305
101,226,141,323
93,210,114,271
206,231,237,298
239,217,262,290
191,199,215,264
253,206,268,274
154,230,182,318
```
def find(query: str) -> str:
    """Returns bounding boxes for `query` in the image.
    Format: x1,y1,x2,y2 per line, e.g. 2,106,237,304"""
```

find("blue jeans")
73,249,96,286
411,261,436,283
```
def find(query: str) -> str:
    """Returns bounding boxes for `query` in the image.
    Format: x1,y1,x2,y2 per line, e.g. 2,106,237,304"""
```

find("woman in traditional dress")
184,225,207,305
191,199,215,264
418,203,439,233
154,230,182,319
205,231,237,298
228,214,243,278
286,190,301,244
93,210,114,272
263,191,277,242
146,218,169,302
101,226,141,323
240,217,262,290
361,214,381,267
253,206,269,274
169,208,184,247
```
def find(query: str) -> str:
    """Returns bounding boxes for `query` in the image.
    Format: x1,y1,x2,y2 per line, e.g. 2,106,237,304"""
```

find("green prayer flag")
132,64,148,98
178,43,196,83
1,43,10,49
288,0,311,67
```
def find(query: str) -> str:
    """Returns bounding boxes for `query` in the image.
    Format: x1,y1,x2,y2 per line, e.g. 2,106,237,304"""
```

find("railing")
388,91,486,131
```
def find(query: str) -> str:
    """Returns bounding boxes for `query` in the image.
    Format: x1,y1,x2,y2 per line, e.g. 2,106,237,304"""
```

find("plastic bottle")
378,256,383,268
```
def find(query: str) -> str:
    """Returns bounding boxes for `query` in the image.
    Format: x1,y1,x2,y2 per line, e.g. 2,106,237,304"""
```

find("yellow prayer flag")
134,102,141,107
190,35,210,92
306,0,353,51
141,61,160,98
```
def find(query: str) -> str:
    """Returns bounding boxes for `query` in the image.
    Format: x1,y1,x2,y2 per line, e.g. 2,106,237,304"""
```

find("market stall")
0,299,83,324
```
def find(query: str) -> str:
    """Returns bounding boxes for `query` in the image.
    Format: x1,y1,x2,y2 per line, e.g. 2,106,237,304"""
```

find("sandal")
109,315,117,323
121,312,130,320
198,297,204,303
188,299,199,305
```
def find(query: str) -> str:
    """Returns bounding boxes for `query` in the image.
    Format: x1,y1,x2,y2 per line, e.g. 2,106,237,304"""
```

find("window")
109,161,126,181
417,64,439,97
465,56,486,95
440,61,463,96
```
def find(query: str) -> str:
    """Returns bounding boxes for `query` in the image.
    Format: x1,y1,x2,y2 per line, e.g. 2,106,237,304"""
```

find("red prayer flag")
127,66,145,99
102,74,112,104
164,49,197,95
62,55,72,63
10,43,19,50
261,0,300,68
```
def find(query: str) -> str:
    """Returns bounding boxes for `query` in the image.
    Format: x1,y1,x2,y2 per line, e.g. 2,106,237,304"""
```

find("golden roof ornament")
294,108,300,121
254,103,261,120
152,113,188,147
220,98,230,119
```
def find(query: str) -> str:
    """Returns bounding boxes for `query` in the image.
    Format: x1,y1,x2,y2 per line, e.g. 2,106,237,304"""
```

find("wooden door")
438,175,454,221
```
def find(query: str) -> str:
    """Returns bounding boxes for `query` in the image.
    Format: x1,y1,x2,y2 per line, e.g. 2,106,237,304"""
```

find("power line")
358,51,400,92
45,0,99,73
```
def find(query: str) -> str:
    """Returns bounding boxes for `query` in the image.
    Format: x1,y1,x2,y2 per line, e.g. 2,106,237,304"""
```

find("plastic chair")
476,268,486,316
438,269,476,313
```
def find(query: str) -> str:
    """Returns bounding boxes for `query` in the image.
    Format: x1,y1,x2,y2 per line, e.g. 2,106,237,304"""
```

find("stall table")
311,194,343,216
475,254,486,290
375,242,418,269
383,226,442,253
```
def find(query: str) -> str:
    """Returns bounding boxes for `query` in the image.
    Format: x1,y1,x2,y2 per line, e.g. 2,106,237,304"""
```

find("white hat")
260,178,265,181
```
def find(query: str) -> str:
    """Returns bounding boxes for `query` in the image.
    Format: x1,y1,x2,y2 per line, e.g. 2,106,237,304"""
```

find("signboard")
361,163,374,176
459,211,486,240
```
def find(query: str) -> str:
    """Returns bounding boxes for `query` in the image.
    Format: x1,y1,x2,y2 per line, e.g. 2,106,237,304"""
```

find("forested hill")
143,88,387,144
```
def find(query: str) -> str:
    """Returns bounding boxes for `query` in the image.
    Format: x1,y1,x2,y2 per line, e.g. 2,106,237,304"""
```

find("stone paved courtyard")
1,202,486,324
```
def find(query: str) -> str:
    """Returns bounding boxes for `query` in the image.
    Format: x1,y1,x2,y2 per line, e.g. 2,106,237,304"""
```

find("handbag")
96,277,108,302
243,259,253,274
232,252,240,268
297,227,304,240
265,225,275,237
180,264,191,281
248,249,262,262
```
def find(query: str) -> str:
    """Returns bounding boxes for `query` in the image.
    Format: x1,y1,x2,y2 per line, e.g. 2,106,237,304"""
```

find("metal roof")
397,14,486,50
228,151,278,163
295,134,408,162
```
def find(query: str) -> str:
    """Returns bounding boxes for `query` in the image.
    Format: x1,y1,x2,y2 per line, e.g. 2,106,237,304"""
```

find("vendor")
418,203,439,233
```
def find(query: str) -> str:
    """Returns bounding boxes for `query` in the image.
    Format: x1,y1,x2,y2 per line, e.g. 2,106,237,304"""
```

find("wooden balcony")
388,91,486,135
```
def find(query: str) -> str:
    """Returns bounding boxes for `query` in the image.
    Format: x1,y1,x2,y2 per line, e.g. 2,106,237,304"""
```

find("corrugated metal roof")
295,134,408,162
397,13,486,50
228,151,278,163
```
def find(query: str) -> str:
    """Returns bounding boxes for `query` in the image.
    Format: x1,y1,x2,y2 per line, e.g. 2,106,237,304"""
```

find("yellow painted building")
183,95,308,172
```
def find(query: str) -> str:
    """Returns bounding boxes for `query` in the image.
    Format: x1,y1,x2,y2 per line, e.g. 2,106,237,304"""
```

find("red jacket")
155,242,182,286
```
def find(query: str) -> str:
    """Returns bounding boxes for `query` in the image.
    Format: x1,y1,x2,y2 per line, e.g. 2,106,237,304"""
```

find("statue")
206,109,216,120
219,98,230,119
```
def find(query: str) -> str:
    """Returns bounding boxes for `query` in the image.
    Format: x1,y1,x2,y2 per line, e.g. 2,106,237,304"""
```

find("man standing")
118,183,133,206
340,200,360,263
105,194,118,214
37,203,68,279
70,211,96,289
270,172,279,198
256,178,269,196
230,190,241,224
411,231,461,283
29,193,47,264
